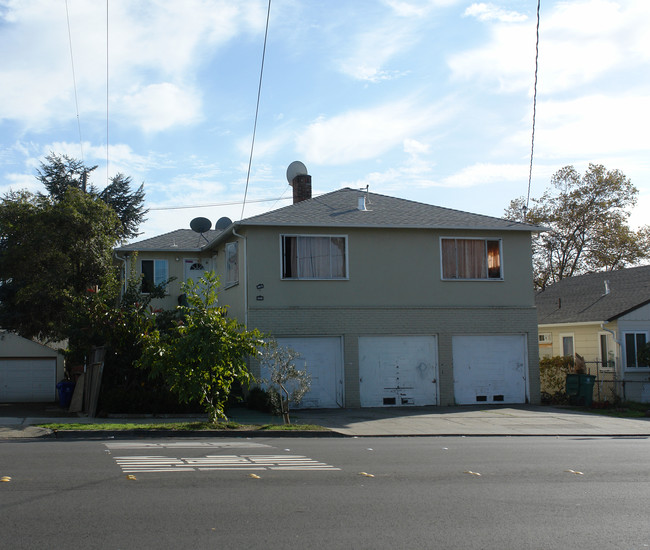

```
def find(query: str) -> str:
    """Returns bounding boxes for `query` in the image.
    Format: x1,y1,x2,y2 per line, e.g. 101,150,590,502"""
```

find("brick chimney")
291,174,312,204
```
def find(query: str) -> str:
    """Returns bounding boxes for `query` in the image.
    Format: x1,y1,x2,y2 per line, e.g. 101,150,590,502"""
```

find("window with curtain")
282,235,347,279
441,238,502,280
141,259,168,293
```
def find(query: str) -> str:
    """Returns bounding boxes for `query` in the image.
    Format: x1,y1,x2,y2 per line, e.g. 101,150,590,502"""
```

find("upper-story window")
225,242,239,288
141,259,168,293
624,332,649,368
281,235,348,280
441,238,502,280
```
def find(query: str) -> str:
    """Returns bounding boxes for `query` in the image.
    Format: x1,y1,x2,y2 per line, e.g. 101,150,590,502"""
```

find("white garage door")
359,336,438,407
453,335,527,405
267,337,344,408
0,358,57,402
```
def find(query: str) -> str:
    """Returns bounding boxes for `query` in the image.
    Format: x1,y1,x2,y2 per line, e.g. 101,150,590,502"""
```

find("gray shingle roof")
536,265,650,324
240,188,542,231
117,229,220,252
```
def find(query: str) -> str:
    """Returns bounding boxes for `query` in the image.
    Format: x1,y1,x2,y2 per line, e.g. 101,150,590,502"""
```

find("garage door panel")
453,335,527,405
359,336,438,407
0,359,57,402
266,337,344,409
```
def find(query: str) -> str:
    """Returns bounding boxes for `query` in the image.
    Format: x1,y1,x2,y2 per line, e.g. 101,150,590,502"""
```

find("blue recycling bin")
56,381,75,409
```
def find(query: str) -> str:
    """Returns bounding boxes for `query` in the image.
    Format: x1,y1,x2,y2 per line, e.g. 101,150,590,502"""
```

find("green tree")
260,341,311,424
37,153,147,240
67,255,172,386
505,164,650,290
0,188,122,341
138,272,264,423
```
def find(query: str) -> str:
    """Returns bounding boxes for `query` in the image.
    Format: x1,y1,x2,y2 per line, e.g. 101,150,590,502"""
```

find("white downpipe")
232,228,248,327
114,252,128,297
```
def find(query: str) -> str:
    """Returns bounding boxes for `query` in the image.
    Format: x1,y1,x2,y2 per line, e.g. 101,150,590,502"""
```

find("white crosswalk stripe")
114,454,340,473
106,441,271,450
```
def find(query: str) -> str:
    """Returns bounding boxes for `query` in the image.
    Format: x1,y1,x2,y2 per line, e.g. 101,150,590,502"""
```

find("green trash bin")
578,374,595,407
566,373,595,406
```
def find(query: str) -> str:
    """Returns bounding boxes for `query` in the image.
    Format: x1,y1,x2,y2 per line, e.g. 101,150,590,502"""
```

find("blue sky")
1,0,649,242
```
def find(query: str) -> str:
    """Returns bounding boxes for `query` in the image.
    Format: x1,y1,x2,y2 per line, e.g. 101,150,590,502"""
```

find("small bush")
539,355,574,396
246,387,272,412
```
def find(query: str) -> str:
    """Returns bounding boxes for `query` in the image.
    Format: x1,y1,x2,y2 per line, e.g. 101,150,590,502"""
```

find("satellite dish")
286,161,308,184
190,217,212,234
215,216,233,230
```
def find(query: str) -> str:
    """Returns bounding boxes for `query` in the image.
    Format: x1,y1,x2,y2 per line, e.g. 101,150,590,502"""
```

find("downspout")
114,252,128,298
601,321,624,399
232,227,248,327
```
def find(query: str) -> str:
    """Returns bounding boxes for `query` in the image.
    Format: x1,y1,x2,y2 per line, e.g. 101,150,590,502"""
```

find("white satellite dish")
286,161,308,184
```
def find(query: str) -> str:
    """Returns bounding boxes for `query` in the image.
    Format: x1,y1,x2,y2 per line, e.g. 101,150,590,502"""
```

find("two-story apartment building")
117,174,543,408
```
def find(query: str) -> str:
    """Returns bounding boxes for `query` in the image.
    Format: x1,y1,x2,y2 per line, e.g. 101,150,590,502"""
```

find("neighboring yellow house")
118,172,544,409
536,266,650,402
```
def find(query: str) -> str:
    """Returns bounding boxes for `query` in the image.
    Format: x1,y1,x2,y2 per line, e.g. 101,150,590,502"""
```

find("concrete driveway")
292,405,650,437
3,403,650,438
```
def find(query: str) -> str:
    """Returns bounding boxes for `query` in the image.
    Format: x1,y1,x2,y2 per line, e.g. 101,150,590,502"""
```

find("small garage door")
0,359,57,402
267,337,344,408
453,335,527,405
359,336,438,407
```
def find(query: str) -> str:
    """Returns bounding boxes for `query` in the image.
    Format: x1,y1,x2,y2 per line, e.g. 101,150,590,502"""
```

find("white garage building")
0,331,64,402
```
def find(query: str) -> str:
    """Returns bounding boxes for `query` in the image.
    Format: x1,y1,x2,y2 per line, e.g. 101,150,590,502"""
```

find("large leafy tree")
0,188,122,341
505,164,650,290
138,273,264,423
37,153,147,240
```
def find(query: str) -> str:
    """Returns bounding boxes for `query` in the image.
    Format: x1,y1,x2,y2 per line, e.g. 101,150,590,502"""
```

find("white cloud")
450,0,650,94
0,0,266,132
463,3,527,23
439,163,528,188
337,23,416,83
296,98,453,165
529,94,650,159
117,83,203,133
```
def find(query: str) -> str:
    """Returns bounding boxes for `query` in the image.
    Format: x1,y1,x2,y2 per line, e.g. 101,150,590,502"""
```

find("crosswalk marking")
114,454,340,473
106,441,271,450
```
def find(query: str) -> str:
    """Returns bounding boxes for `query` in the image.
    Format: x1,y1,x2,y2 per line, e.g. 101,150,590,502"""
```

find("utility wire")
65,0,84,162
525,0,541,219
106,0,110,184
150,195,292,212
240,0,272,220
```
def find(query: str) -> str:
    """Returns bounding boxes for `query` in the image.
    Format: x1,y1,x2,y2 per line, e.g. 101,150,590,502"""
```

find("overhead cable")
525,0,541,219
240,0,272,220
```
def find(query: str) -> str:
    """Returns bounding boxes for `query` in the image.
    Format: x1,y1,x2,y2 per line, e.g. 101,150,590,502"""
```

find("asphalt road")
2,435,650,549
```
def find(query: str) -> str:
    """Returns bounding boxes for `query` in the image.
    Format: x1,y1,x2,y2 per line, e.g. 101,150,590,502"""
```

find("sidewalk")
2,403,650,439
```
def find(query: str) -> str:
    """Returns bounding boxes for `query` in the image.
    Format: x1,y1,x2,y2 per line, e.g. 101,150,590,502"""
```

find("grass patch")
259,423,328,431
563,401,650,419
36,421,328,432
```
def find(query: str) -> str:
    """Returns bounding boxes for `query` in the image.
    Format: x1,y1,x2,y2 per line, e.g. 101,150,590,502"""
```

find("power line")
150,195,292,212
240,0,272,220
525,0,541,219
65,0,84,161
106,0,110,184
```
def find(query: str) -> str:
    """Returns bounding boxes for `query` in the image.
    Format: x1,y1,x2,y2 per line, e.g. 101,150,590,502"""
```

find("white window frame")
440,237,503,281
598,331,615,370
559,333,574,358
623,331,649,369
225,242,239,288
280,234,349,280
140,259,169,294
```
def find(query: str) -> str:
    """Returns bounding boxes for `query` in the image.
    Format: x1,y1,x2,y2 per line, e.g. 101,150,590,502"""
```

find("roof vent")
358,196,368,211
604,280,610,295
